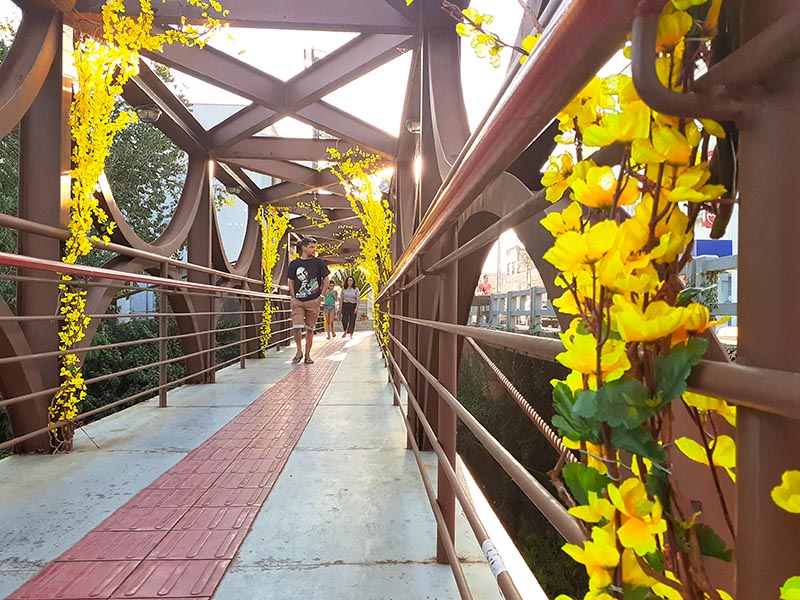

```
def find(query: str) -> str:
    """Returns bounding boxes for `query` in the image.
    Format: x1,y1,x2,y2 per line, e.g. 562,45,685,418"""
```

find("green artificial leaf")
644,550,666,574
611,425,667,464
552,383,602,444
645,469,670,507
575,379,655,429
622,586,661,600
654,337,709,406
676,285,716,307
695,523,733,562
780,576,800,600
562,462,611,505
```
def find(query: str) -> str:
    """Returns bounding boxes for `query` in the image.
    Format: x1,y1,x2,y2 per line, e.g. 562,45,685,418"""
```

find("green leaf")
676,285,716,307
645,469,670,507
552,383,602,444
562,463,610,505
695,523,733,562
611,425,667,463
654,337,709,406
780,576,800,600
644,550,666,574
622,586,661,600
576,379,655,429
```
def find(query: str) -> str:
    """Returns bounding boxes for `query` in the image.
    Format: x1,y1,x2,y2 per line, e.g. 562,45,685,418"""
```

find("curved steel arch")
0,8,60,140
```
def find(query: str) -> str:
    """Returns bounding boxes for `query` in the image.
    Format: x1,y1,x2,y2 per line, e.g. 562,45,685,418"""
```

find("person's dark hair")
296,237,317,255
344,276,356,289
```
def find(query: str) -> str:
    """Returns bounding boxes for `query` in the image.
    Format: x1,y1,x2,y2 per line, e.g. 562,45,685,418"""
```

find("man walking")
287,237,330,364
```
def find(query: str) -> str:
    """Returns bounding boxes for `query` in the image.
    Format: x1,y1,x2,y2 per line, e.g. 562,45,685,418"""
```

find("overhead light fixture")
405,120,421,135
226,185,242,195
134,104,162,124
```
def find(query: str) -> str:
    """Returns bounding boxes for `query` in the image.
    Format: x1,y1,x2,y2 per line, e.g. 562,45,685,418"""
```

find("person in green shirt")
323,282,338,340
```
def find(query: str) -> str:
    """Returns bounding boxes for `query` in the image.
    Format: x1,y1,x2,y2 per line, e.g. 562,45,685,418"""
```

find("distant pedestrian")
477,274,493,296
323,282,338,339
287,238,330,364
340,276,359,339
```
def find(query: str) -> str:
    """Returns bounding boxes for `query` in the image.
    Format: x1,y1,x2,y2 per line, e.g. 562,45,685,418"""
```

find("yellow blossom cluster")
540,1,738,597
328,148,394,345
256,205,291,352
51,0,225,446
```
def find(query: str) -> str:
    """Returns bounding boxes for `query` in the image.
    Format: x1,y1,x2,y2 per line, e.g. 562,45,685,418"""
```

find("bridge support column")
13,16,68,452
436,224,457,563
736,1,800,595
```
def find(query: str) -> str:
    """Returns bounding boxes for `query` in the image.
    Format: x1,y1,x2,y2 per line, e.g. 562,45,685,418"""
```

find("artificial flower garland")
255,204,291,352
50,0,225,448
328,148,394,346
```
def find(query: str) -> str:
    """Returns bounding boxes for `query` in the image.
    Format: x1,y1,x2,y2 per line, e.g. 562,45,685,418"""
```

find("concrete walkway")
0,329,506,600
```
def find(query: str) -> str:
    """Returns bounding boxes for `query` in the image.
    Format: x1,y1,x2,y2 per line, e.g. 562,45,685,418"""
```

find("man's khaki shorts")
291,296,323,330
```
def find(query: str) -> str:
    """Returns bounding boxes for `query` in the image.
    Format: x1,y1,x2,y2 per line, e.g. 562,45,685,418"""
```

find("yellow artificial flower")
607,478,667,556
612,297,687,343
771,470,800,514
682,391,737,426
569,491,617,525
543,220,619,275
542,154,575,202
562,527,620,591
657,9,693,51
519,33,540,65
780,576,800,600
570,162,640,209
558,77,612,132
557,320,630,384
583,77,651,146
663,164,727,203
632,126,692,167
541,201,583,236
621,548,657,588
675,435,736,482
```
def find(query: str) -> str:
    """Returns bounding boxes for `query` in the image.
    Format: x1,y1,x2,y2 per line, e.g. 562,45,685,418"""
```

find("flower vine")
328,148,394,346
50,0,225,448
255,204,291,352
536,1,743,598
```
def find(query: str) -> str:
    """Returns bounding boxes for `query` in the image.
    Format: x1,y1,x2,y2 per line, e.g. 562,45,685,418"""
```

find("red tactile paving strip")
9,342,343,600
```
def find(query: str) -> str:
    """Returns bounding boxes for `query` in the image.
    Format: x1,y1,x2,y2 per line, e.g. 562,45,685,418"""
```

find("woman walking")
323,282,338,339
340,276,359,339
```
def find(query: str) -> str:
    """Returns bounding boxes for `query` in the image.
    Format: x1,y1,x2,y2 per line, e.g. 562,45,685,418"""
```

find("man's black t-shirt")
287,257,330,301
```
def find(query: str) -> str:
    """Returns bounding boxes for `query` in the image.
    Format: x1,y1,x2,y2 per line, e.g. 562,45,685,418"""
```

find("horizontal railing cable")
386,351,523,600
388,331,585,545
0,212,266,288
0,333,284,451
464,337,577,463
391,314,800,420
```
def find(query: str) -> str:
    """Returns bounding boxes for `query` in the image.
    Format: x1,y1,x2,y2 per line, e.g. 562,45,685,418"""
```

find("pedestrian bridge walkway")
0,330,543,600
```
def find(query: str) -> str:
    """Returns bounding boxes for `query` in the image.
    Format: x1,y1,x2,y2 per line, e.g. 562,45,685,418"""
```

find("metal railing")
0,244,305,452
470,286,556,332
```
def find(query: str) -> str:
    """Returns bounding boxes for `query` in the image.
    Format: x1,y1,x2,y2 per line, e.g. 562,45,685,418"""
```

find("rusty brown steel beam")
208,104,278,150
214,137,351,162
381,0,640,298
269,193,353,209
73,0,417,33
120,59,210,154
0,7,60,140
285,34,412,106
733,1,800,595
262,180,344,203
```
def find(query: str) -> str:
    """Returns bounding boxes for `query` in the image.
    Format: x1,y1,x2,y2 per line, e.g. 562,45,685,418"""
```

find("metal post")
208,292,217,383
13,22,68,451
436,225,458,563
406,270,420,450
736,1,800,595
158,262,168,407
506,290,513,331
239,296,246,369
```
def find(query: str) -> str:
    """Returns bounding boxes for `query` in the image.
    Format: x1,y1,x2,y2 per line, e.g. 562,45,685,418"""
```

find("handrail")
464,337,577,462
385,352,522,600
389,331,586,545
379,0,638,299
0,212,270,288
391,314,800,420
0,251,283,301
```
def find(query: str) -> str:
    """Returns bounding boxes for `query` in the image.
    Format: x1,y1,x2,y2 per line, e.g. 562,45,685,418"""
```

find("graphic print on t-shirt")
295,266,320,299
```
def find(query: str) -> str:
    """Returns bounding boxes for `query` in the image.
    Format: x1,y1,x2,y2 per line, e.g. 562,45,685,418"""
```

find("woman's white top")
341,287,359,303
